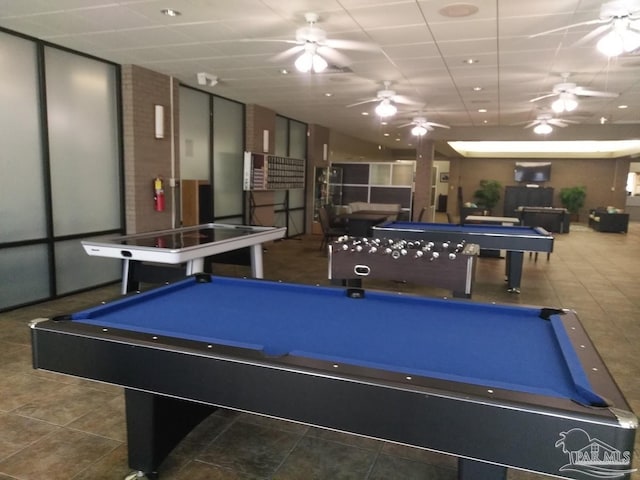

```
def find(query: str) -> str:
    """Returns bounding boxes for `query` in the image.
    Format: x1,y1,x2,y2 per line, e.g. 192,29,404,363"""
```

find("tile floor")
0,219,639,480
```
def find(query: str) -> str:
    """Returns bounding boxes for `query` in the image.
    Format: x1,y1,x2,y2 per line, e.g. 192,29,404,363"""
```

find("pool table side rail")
30,317,637,480
373,223,554,253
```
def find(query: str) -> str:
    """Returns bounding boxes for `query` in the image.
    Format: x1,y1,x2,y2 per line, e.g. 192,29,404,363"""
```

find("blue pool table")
373,221,554,293
30,275,636,480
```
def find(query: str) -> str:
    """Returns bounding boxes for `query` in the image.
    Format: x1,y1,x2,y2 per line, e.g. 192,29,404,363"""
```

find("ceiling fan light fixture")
597,30,626,56
294,43,328,73
375,99,397,117
294,52,313,72
534,122,553,135
552,93,578,113
597,19,640,57
312,53,328,72
411,125,428,136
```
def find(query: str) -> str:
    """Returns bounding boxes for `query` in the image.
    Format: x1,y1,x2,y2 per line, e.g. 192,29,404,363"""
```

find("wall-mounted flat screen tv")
514,162,551,182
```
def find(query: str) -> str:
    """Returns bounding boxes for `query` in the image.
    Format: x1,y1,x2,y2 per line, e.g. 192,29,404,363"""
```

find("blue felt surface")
73,276,600,404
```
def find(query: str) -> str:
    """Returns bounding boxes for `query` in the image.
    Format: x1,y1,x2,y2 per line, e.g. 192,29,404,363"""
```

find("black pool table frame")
373,224,554,293
30,303,636,480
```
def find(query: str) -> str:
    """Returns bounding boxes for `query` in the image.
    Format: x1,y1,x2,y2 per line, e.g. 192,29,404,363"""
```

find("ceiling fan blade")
529,92,558,102
523,121,538,129
240,38,300,45
324,39,379,51
528,18,607,38
316,46,351,66
572,24,612,47
397,122,414,128
346,98,377,108
547,119,568,127
426,122,450,129
394,95,421,105
271,45,305,62
572,87,619,97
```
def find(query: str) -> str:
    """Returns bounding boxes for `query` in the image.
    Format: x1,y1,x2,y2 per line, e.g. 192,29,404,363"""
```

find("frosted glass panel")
46,47,120,236
392,164,415,185
273,190,287,207
289,188,305,208
273,210,287,229
55,238,121,295
213,97,243,217
371,164,392,185
288,210,304,236
288,120,307,159
220,217,242,225
180,87,210,180
0,32,47,242
0,245,50,309
275,116,288,156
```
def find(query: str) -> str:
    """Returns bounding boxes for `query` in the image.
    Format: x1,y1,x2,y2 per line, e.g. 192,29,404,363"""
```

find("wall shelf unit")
243,152,305,191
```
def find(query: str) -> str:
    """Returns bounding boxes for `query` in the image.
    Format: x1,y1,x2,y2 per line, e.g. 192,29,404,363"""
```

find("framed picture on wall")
440,172,450,183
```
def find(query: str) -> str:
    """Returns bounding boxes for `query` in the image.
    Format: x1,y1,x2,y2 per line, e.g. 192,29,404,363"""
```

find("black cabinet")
518,207,570,233
503,186,554,217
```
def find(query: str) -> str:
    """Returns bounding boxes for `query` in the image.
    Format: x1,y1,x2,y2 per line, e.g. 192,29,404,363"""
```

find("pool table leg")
124,389,216,476
122,259,132,295
187,258,204,275
505,251,523,294
250,244,264,278
458,458,507,479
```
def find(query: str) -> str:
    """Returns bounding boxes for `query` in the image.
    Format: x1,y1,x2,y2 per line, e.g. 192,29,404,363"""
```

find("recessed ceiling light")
381,121,388,125
483,120,488,124
161,8,181,17
439,4,479,18
324,92,332,97
463,58,478,64
383,133,390,137
473,86,483,91
478,108,487,113
362,112,369,116
618,104,628,109
280,69,289,75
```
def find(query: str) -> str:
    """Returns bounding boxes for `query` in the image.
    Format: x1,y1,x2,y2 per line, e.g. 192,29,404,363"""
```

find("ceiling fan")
524,114,578,135
529,1,640,56
398,116,450,136
347,82,419,117
254,12,377,72
529,74,619,113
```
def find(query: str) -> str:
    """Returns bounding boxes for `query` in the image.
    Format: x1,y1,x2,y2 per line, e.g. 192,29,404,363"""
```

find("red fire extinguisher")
153,176,165,212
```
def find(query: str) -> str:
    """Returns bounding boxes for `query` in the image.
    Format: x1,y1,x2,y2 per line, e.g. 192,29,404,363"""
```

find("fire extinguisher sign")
153,176,165,212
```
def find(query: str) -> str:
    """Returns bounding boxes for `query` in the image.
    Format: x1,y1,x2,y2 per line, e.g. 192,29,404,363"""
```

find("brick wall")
245,104,275,154
121,65,180,233
413,140,435,222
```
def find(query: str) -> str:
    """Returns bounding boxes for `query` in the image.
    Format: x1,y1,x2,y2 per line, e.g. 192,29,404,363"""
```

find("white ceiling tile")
0,0,637,149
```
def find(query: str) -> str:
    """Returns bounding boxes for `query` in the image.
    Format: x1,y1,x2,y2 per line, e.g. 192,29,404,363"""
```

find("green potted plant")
473,179,502,213
560,186,586,221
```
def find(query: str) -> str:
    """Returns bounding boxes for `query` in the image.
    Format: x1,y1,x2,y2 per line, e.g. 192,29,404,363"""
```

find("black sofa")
588,208,629,233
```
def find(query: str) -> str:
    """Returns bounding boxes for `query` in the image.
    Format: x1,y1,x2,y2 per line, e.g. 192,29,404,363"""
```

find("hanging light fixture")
533,121,553,135
411,124,428,136
551,92,578,113
597,18,640,57
375,98,397,117
294,42,328,73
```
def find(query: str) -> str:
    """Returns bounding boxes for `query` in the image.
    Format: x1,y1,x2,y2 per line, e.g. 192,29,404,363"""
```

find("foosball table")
329,236,480,298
